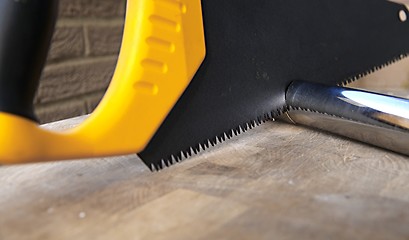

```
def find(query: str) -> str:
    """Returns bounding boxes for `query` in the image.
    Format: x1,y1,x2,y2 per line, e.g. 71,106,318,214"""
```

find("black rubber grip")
0,0,58,121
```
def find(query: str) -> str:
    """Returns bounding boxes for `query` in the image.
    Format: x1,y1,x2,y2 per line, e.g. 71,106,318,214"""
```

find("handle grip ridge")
0,0,58,121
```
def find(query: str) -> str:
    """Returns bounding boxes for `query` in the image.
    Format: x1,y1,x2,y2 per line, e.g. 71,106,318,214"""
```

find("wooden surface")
1,116,409,240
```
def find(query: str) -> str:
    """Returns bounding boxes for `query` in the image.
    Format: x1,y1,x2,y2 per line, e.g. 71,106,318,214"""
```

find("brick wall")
35,0,126,123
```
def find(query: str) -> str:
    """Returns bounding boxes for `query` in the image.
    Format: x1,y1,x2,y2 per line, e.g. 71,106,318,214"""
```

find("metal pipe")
280,81,409,155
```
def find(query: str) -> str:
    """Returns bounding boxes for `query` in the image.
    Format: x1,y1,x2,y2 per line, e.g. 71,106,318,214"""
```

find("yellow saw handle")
0,0,205,164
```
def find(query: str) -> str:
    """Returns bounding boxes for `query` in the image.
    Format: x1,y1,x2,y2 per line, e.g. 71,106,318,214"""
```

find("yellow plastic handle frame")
0,0,205,164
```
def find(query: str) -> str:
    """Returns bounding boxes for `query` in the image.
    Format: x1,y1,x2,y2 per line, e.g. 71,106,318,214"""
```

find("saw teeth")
236,128,241,135
182,151,187,158
228,132,233,139
257,117,262,124
176,152,182,161
339,53,409,86
154,163,161,171
149,163,156,172
146,106,287,172
226,131,232,139
223,132,228,140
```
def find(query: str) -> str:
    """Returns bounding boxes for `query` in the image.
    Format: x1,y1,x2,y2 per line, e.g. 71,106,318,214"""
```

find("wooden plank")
1,116,409,240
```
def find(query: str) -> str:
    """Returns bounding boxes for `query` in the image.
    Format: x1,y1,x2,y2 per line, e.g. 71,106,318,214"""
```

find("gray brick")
36,100,87,124
82,59,117,92
59,0,126,18
87,25,123,56
85,91,106,113
36,59,117,103
48,26,85,62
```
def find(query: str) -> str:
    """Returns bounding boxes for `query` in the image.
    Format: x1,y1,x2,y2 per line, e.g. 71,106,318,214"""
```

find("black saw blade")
139,0,409,170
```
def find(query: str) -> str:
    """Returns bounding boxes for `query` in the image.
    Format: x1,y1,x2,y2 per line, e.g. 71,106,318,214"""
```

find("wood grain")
1,116,409,240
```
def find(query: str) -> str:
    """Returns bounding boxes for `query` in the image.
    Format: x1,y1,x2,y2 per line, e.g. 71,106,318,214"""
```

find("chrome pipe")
280,81,409,155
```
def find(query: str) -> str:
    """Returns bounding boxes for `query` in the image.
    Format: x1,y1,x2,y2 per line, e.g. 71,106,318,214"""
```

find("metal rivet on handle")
399,10,407,22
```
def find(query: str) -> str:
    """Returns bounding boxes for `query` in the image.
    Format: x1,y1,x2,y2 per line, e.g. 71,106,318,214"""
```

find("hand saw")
1,0,409,170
